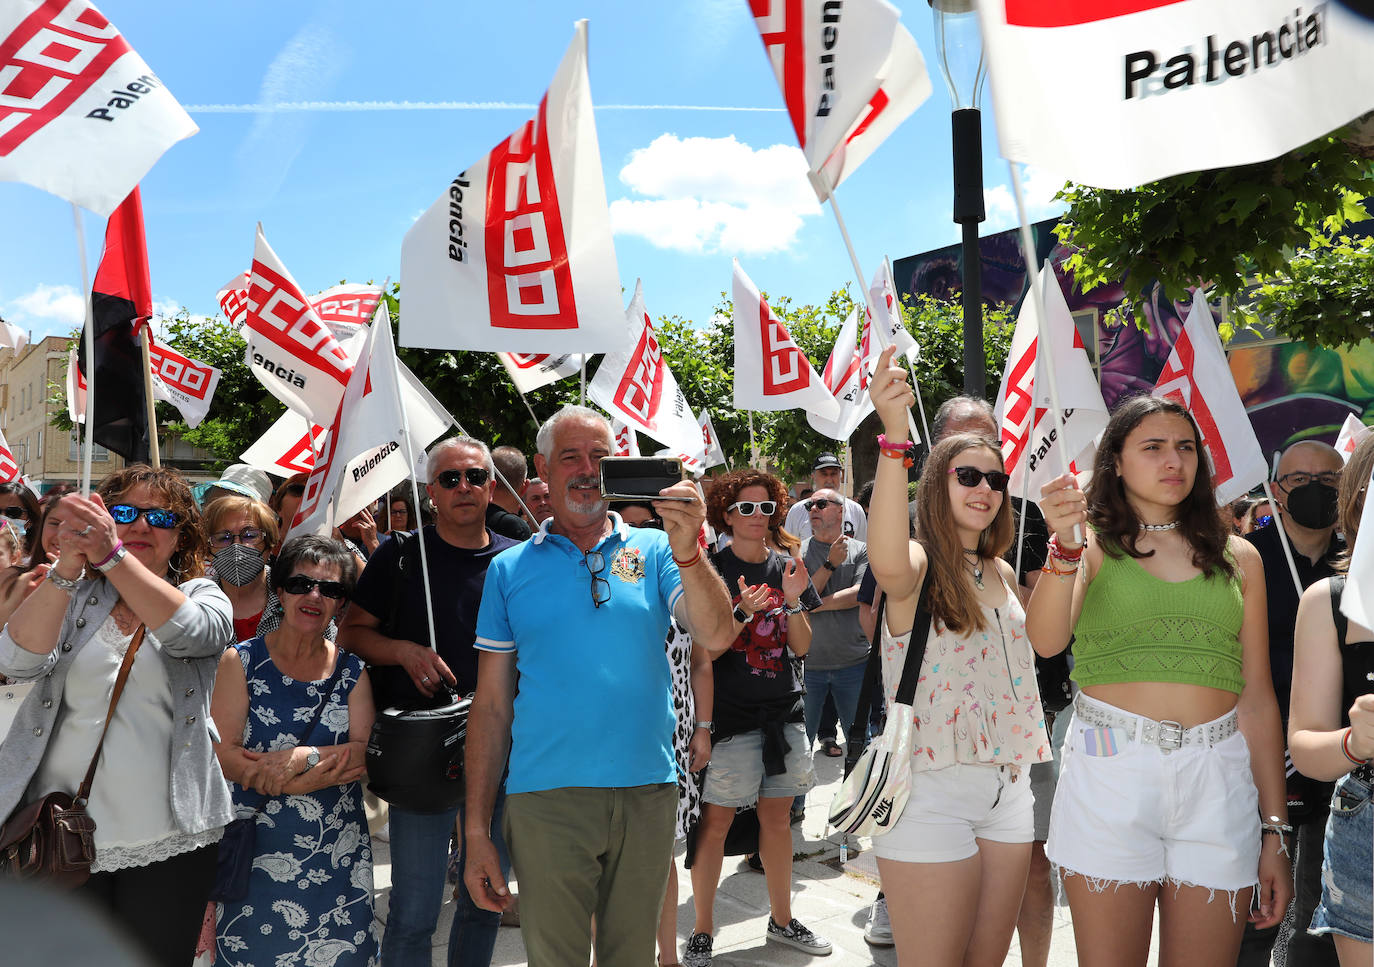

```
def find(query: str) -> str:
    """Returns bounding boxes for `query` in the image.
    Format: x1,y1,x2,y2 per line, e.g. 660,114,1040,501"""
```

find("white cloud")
7,284,85,328
985,165,1069,229
609,134,821,255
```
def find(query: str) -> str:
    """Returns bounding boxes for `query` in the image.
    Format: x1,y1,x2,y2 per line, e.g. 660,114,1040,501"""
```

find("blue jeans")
803,659,868,747
380,790,509,967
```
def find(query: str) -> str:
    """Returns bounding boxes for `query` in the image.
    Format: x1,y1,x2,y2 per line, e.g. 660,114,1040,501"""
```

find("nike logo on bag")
872,799,894,826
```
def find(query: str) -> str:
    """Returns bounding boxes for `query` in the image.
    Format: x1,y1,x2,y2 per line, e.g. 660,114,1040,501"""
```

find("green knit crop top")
1071,549,1246,695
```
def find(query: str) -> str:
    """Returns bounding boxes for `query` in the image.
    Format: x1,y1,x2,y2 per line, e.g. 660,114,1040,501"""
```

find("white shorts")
872,762,1034,864
1046,694,1260,893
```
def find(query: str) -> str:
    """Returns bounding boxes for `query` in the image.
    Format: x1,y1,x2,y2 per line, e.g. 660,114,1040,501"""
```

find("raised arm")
867,347,927,633
1024,473,1094,657
655,482,733,655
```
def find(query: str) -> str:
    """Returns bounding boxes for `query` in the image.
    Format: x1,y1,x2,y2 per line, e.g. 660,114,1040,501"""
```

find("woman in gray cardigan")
0,465,234,967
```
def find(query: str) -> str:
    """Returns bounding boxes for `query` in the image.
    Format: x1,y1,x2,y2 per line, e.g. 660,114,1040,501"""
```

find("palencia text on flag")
589,280,703,459
994,262,1108,499
808,307,874,441
400,21,622,355
244,225,357,425
977,1,1374,189
499,352,585,395
732,260,840,422
0,0,197,215
1151,290,1268,507
289,303,452,538
750,0,931,195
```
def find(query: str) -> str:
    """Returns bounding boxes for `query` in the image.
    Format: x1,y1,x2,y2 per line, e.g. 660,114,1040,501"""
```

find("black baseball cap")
813,453,842,471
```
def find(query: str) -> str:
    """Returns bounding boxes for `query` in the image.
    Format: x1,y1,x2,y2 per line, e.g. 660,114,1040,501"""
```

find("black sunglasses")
727,500,777,517
280,574,348,599
948,466,1010,493
435,468,491,490
584,550,611,609
0,506,27,520
806,498,838,511
109,504,181,529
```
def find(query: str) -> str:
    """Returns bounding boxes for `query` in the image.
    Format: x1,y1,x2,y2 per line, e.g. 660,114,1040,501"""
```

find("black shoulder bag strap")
1331,574,1349,649
843,569,935,776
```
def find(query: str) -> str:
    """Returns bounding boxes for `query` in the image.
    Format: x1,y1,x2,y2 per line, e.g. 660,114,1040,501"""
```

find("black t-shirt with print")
708,546,822,735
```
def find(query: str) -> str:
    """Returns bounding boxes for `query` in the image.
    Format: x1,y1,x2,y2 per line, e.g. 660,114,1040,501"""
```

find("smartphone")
600,457,692,501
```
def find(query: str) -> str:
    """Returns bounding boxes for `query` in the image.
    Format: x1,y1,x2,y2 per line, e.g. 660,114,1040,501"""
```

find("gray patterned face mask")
213,543,266,587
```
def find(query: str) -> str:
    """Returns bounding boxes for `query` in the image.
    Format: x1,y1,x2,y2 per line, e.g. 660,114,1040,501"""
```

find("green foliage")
1235,235,1374,350
1055,129,1374,343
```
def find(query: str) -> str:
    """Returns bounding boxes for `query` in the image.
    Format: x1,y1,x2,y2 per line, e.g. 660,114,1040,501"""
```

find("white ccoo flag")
807,307,874,441
698,411,728,470
1335,413,1372,465
499,352,585,394
732,260,839,421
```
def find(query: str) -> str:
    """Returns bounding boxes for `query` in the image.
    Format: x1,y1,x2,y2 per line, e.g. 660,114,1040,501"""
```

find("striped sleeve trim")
474,636,515,653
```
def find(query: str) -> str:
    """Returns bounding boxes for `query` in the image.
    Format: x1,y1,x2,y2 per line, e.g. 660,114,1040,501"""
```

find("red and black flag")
79,187,152,463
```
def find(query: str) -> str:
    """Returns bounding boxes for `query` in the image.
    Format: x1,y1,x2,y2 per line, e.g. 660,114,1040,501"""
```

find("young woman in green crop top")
1027,395,1291,967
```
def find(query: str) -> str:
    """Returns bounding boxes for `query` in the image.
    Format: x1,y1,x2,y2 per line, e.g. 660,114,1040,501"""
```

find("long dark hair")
917,433,1014,633
1087,395,1234,578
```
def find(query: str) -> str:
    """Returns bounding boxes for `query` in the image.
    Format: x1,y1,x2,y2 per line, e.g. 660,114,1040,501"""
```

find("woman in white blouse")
0,466,234,967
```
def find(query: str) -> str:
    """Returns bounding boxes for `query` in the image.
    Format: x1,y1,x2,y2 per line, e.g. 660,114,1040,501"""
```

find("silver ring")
78,526,93,536
421,675,431,683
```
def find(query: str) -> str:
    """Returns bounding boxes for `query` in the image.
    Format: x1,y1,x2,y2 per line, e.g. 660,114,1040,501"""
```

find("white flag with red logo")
807,307,874,440
977,1,1374,190
0,427,18,482
995,262,1109,497
1342,460,1374,629
611,418,640,457
400,21,622,355
732,260,840,421
289,303,453,537
698,411,728,470
750,0,931,194
499,352,585,394
1336,413,1372,465
66,347,87,424
867,258,918,362
0,1,198,215
589,280,703,457
310,283,384,344
241,410,323,479
147,341,220,429
1151,291,1267,506
245,225,357,424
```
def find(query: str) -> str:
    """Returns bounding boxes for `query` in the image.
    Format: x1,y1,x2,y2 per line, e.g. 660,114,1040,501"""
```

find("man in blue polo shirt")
463,405,734,967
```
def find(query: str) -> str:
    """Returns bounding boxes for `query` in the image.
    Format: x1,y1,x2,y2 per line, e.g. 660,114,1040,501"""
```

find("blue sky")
0,0,1065,344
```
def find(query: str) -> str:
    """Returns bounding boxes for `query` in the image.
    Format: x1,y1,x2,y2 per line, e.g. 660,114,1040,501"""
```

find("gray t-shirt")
800,536,870,670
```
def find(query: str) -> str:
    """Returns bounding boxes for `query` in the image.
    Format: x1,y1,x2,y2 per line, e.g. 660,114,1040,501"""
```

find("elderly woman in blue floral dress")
210,534,378,967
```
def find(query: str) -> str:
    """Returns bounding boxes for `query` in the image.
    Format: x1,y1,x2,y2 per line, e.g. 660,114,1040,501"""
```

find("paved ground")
370,748,1162,966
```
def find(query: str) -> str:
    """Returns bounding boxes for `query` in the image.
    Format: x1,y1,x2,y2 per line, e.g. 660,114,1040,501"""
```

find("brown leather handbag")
0,624,146,889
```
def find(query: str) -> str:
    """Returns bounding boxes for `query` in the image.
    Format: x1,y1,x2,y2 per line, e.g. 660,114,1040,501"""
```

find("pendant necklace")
1139,520,1180,532
962,548,985,590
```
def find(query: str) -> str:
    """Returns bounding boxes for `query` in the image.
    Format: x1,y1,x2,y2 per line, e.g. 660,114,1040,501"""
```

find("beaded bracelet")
1047,535,1084,562
1342,727,1370,766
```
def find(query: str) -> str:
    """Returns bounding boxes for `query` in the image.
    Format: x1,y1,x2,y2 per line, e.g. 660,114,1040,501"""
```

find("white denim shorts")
1046,694,1260,894
872,761,1033,864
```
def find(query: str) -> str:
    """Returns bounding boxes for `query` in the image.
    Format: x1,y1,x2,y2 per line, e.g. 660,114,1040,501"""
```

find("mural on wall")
894,221,1374,459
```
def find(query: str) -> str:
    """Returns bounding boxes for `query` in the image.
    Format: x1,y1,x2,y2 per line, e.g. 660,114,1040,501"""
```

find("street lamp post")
930,0,987,396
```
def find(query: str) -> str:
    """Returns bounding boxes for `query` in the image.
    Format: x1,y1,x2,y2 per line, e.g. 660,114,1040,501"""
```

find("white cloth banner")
498,352,585,394
589,280,703,457
245,225,356,424
147,341,220,429
310,283,383,344
750,0,931,194
400,21,623,354
0,317,27,354
1151,291,1268,506
732,260,839,420
289,303,452,537
0,0,198,215
1342,462,1374,629
241,410,322,479
0,427,18,482
977,1,1374,190
66,347,87,424
807,307,873,441
995,262,1109,497
698,411,727,470
1336,413,1373,464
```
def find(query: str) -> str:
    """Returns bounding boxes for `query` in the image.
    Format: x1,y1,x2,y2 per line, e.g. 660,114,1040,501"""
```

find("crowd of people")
0,360,1370,967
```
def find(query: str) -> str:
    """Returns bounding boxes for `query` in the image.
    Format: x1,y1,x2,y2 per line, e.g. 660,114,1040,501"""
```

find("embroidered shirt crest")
610,547,646,584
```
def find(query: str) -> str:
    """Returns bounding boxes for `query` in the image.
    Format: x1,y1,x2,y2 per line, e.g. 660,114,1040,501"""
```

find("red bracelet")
1048,535,1084,561
673,546,702,569
1342,727,1370,766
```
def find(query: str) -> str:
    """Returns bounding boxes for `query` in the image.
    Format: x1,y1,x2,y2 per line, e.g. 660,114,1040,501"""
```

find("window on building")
68,431,110,462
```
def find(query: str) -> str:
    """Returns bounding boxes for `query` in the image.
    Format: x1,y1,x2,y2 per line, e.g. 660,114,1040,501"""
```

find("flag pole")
1015,454,1030,584
1261,482,1306,599
816,179,923,446
579,357,586,407
1007,162,1082,546
73,204,95,496
747,412,759,468
139,326,160,468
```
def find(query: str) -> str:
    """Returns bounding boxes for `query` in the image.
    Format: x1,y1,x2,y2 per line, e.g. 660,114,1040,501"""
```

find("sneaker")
766,918,832,956
746,852,764,873
789,806,805,825
864,896,894,946
682,931,713,967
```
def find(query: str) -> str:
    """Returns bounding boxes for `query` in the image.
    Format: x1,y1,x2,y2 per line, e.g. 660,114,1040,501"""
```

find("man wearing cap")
783,453,866,542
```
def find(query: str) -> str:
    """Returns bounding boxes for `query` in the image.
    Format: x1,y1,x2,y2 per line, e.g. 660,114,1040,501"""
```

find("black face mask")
213,544,266,587
1284,482,1339,530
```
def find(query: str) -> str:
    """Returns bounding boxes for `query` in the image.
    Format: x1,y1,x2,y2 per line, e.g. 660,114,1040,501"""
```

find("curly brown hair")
705,468,799,553
96,465,207,583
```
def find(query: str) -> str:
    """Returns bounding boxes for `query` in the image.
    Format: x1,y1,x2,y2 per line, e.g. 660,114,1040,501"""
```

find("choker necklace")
1139,520,1180,532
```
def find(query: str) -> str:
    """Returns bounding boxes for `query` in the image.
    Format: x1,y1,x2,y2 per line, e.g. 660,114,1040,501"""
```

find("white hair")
536,405,612,463
425,436,494,482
